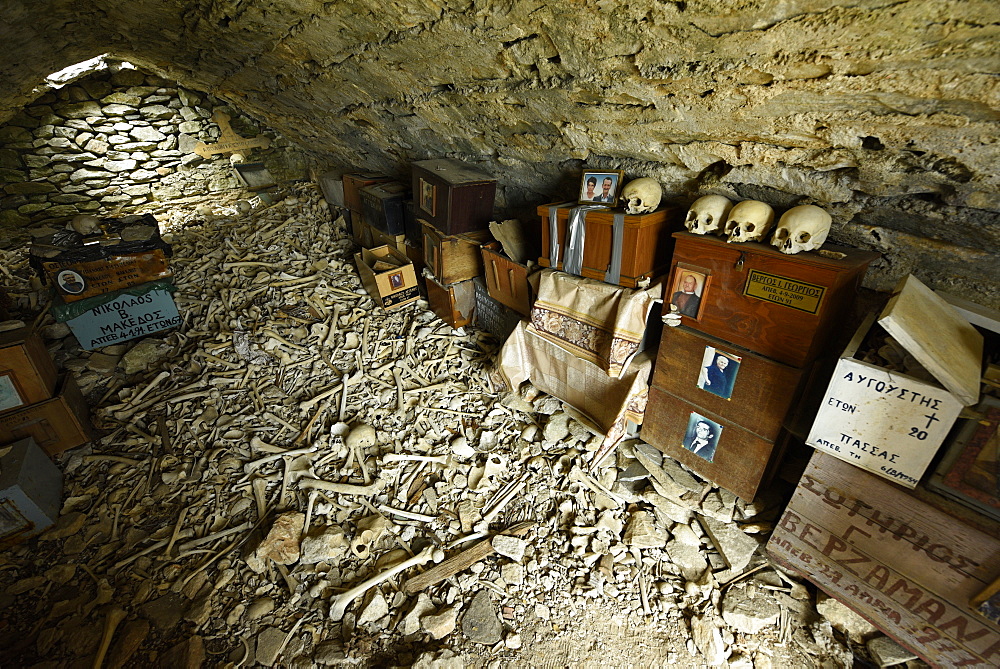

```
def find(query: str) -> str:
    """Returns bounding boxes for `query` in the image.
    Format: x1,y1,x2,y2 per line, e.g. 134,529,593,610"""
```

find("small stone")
312,639,346,665
246,596,275,621
501,562,524,586
140,593,187,630
664,542,708,581
721,586,780,634
492,535,526,561
421,606,459,639
130,126,166,142
462,590,502,645
254,627,287,667
357,592,388,625
402,593,435,636
691,615,729,666
624,509,668,548
157,636,204,669
671,523,701,547
248,512,304,572
85,352,120,374
534,603,550,620
698,515,760,573
816,592,879,642
866,635,918,667
299,526,349,564
505,632,523,649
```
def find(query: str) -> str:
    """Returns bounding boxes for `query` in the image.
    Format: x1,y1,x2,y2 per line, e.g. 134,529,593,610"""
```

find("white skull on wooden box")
724,200,775,244
771,204,832,254
621,178,662,215
684,195,732,235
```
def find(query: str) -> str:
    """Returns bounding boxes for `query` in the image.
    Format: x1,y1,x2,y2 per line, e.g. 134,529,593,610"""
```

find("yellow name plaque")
743,270,825,314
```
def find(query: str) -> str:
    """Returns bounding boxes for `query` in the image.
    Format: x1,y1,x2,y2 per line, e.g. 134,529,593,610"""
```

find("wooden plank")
768,452,1000,668
879,275,983,407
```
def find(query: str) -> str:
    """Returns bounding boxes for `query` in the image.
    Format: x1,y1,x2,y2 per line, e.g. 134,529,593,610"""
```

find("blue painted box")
0,437,62,546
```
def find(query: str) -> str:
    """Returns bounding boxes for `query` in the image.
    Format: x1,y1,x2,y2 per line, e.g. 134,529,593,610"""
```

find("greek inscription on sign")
743,270,825,313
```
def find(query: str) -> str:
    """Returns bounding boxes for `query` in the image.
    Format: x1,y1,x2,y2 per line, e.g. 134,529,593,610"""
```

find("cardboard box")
768,451,1000,667
806,275,983,488
65,286,182,351
41,249,172,303
0,327,58,414
0,375,92,456
0,437,62,546
354,245,419,311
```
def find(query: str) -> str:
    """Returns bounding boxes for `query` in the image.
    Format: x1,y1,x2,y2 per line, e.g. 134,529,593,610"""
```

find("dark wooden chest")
361,181,409,236
422,222,491,286
343,172,392,213
411,159,496,235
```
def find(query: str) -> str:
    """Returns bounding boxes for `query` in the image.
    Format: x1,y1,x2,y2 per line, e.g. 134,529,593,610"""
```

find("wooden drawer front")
0,328,59,414
0,375,91,456
667,232,878,367
412,159,496,235
537,202,683,288
343,173,391,212
360,182,409,236
482,242,531,316
641,385,784,501
422,222,490,285
768,452,1000,667
425,276,476,328
652,326,808,441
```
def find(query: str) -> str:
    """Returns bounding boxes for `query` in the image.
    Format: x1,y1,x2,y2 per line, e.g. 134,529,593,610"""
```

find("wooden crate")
41,249,172,303
537,202,684,288
0,375,92,456
0,327,58,415
425,275,476,328
481,241,532,316
411,159,496,235
666,232,879,367
422,221,491,285
640,385,789,501
768,451,1000,667
650,325,809,442
361,181,409,236
343,172,392,212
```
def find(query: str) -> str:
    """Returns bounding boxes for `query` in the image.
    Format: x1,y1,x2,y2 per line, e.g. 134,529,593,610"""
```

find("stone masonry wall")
0,1,997,305
0,62,309,247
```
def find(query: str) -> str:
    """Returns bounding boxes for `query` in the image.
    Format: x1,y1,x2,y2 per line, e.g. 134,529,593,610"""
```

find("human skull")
70,215,101,235
724,200,775,244
684,195,733,235
771,205,832,254
621,177,662,215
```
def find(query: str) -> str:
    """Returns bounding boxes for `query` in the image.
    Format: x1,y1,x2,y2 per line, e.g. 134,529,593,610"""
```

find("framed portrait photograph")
696,346,742,400
419,178,436,217
668,263,711,321
388,271,405,290
682,412,723,463
578,169,624,207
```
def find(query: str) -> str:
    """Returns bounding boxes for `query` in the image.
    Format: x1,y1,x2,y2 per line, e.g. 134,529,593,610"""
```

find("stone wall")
0,61,309,247
0,1,997,305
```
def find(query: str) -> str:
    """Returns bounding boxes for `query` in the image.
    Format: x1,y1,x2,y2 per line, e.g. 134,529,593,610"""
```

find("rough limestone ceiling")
1,0,999,302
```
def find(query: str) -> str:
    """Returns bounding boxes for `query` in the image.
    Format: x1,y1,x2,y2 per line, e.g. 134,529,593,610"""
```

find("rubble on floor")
0,184,913,667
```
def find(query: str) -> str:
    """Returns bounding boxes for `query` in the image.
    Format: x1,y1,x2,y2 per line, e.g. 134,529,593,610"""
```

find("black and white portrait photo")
696,347,741,400
682,412,723,462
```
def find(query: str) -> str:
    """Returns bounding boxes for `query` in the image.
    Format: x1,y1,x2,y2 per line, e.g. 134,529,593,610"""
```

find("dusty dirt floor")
0,183,878,668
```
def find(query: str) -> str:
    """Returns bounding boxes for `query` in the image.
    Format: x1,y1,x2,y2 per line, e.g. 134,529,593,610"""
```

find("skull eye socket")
745,223,755,232
685,211,696,221
797,231,811,243
705,215,714,224
775,228,789,241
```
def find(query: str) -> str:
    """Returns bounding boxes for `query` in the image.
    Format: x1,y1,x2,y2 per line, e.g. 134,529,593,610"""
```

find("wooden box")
666,232,879,367
537,202,684,288
343,172,392,212
422,221,492,286
641,384,789,501
354,246,420,311
350,212,373,248
361,181,410,236
425,275,476,328
768,451,1000,667
0,327,58,415
806,276,982,489
41,249,172,303
0,375,92,456
481,242,532,316
650,325,809,442
411,159,496,235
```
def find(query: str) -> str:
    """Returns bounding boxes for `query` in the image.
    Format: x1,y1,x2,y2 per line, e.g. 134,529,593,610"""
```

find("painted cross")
193,110,271,160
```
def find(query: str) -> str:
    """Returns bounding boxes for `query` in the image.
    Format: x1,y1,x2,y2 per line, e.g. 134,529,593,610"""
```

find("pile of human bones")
0,184,892,668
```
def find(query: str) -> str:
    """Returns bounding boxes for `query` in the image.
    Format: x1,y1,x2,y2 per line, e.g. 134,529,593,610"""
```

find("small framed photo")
0,372,25,412
697,347,742,400
419,178,436,216
682,412,723,463
668,263,711,321
388,271,405,290
57,270,87,295
579,170,624,207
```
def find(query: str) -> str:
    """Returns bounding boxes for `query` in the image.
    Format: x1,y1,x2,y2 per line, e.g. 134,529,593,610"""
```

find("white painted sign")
806,358,963,488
